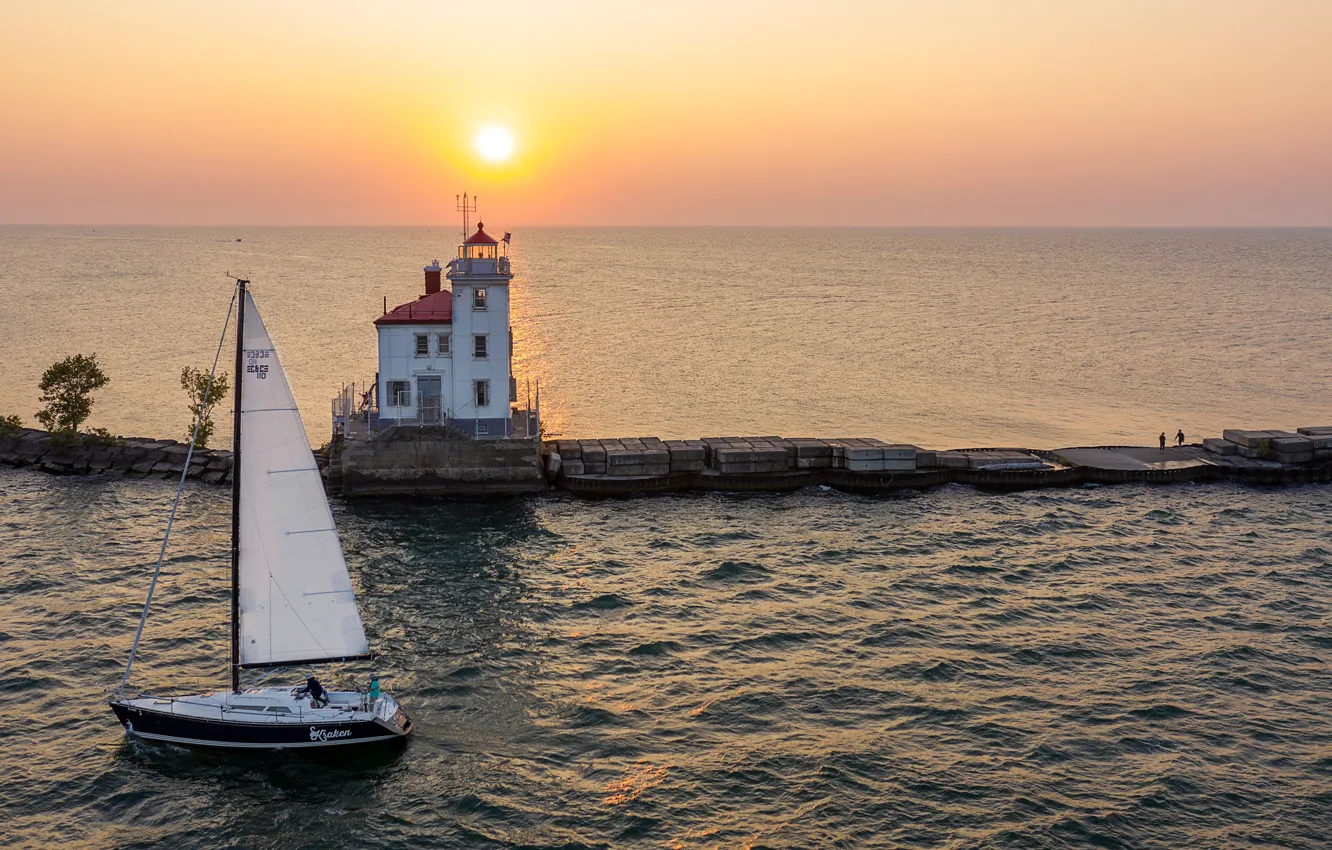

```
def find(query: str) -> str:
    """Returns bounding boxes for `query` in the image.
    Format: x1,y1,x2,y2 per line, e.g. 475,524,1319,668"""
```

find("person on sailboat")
294,675,330,708
368,675,381,701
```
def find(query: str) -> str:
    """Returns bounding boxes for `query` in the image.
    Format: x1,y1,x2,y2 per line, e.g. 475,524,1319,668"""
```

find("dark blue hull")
110,701,410,750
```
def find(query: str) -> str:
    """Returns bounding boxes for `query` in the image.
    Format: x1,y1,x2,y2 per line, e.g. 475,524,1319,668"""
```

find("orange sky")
2,1,1330,225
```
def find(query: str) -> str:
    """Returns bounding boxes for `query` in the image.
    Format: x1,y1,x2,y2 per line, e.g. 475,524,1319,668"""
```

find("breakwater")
6,424,1331,497
544,429,1332,497
0,428,233,482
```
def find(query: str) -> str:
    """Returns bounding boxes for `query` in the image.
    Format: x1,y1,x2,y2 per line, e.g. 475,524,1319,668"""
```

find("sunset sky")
2,1,1330,226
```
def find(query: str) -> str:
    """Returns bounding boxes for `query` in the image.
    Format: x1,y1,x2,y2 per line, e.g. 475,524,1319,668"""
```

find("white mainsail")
236,291,370,667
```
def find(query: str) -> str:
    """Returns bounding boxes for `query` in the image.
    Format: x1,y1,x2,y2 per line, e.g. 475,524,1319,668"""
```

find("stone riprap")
0,428,233,483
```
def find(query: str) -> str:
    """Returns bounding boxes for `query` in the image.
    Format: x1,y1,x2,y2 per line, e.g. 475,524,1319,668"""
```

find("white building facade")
374,223,517,438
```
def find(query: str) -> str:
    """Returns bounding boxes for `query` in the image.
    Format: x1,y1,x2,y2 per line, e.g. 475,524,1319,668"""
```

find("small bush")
81,427,122,447
0,414,23,436
181,367,230,448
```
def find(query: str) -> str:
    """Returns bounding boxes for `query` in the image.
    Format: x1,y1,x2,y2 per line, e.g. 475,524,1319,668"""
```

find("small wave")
1126,704,1192,720
628,640,682,657
573,593,633,610
702,560,770,582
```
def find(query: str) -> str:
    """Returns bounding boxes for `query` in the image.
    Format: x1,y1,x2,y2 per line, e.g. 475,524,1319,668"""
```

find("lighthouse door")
417,376,443,424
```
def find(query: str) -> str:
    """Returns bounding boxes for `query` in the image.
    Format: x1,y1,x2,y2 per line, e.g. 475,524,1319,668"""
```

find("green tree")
36,354,109,435
181,367,230,448
0,414,23,436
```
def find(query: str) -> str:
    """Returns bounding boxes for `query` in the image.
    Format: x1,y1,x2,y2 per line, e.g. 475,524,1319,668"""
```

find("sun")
475,125,515,162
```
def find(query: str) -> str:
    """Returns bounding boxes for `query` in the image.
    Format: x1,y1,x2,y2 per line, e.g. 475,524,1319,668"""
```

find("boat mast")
230,278,247,694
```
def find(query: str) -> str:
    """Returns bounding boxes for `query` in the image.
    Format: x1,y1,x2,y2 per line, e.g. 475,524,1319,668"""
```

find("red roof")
374,289,453,325
464,223,498,245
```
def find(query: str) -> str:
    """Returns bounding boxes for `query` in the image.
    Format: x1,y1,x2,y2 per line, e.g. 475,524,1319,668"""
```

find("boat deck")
119,685,399,726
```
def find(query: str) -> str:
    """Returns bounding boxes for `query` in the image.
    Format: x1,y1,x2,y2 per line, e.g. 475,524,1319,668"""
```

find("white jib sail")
237,291,369,666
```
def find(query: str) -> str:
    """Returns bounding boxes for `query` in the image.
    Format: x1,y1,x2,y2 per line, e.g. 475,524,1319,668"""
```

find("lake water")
2,228,1331,848
2,227,1330,447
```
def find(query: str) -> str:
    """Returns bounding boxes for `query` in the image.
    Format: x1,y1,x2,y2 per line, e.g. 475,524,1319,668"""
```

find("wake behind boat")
109,279,412,751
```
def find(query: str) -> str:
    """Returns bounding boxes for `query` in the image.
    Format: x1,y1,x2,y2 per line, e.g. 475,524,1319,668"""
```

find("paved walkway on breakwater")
545,435,1332,497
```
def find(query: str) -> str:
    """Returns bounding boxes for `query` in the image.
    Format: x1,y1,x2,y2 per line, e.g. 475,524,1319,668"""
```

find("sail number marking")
246,348,272,380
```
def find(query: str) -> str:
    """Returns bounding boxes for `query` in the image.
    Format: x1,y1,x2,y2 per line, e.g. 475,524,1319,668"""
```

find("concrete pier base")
338,425,545,496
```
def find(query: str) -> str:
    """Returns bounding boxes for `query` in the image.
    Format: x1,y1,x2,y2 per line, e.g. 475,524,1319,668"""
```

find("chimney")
424,259,442,295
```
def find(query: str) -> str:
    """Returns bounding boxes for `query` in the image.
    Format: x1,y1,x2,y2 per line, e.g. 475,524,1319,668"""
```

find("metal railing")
128,692,386,722
331,377,542,441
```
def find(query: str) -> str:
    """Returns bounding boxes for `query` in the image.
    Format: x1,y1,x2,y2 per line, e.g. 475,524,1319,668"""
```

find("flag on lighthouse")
503,232,512,244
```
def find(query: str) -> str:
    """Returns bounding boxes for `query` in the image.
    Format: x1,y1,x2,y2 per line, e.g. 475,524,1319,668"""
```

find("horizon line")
4,223,1332,230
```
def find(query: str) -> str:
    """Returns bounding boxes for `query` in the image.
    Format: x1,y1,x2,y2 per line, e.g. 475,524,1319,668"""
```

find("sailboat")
109,279,412,750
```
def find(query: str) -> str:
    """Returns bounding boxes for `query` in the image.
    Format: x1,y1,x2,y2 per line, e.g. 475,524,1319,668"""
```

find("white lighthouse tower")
446,219,514,435
371,204,519,437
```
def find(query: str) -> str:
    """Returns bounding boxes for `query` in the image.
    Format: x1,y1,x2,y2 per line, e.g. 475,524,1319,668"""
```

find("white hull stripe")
130,730,401,749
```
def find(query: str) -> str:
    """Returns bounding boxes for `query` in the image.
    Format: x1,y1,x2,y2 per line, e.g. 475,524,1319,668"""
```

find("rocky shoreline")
0,428,234,483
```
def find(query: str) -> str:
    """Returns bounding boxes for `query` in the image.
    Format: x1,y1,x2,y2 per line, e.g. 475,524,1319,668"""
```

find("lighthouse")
372,219,519,437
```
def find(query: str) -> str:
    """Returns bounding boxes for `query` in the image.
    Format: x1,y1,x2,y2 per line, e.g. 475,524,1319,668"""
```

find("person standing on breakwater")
1160,432,1167,451
1176,429,1185,447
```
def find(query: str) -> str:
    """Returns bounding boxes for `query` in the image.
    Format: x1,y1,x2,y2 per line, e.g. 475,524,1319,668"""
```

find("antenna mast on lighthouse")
456,192,478,237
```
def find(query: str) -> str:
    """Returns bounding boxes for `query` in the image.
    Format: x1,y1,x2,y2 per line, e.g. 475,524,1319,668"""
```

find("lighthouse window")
388,381,411,407
414,334,429,356
474,379,490,409
473,334,488,359
437,334,450,355
473,288,488,310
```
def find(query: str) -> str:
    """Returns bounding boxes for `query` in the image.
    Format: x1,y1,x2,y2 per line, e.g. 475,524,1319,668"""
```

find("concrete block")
608,464,645,476
844,447,883,461
557,440,582,459
583,463,607,475
1223,429,1275,448
581,446,606,464
667,445,705,463
795,456,832,469
1236,445,1261,459
1316,448,1331,460
883,459,916,471
1275,451,1313,464
714,448,754,464
643,449,670,466
718,462,756,474
607,450,644,466
754,448,788,464
1271,436,1313,453
914,450,937,467
1304,435,1332,450
883,445,917,460
845,458,885,472
1296,426,1332,436
1202,438,1238,456
754,460,787,473
643,463,670,476
793,442,832,458
563,460,585,476
1268,452,1310,466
